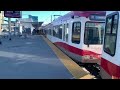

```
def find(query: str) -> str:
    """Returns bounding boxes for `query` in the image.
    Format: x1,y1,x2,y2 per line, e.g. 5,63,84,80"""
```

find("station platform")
0,35,94,79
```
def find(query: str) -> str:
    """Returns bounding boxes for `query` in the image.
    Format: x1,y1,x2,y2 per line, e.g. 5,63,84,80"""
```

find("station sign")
89,14,105,21
4,11,22,18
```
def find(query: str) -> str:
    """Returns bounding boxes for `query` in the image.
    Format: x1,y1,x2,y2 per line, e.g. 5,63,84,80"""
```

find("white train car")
45,11,106,64
100,11,120,79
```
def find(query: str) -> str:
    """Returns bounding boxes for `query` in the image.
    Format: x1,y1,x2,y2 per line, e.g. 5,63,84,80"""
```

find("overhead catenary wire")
21,11,63,26
42,11,55,25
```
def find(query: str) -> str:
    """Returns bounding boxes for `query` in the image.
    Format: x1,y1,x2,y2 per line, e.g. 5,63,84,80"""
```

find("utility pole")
51,15,52,22
8,17,11,40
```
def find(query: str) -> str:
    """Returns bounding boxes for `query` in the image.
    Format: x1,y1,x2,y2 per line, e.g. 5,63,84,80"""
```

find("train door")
49,28,52,40
84,21,105,64
50,26,53,41
63,24,65,41
65,23,69,42
71,22,81,44
63,23,69,42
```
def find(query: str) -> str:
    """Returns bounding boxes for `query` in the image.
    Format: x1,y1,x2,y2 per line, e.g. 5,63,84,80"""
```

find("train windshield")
84,22,105,45
104,13,118,56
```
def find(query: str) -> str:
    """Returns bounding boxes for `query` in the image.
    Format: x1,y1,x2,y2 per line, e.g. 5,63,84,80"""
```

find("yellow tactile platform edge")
42,36,95,79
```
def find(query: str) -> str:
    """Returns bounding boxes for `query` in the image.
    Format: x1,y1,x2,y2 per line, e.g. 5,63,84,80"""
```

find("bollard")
0,41,2,45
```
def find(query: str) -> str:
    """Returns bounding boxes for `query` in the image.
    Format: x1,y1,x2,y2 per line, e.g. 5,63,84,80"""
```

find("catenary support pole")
8,17,11,40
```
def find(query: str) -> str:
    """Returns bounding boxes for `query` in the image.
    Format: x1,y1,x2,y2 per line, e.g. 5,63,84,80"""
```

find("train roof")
42,11,106,28
42,23,53,29
53,11,106,22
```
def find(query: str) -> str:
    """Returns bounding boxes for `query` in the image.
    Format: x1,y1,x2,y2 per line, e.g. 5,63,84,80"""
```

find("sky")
4,11,70,25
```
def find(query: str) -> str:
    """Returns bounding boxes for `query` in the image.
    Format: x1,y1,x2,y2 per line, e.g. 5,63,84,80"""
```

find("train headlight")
83,55,90,59
83,55,95,60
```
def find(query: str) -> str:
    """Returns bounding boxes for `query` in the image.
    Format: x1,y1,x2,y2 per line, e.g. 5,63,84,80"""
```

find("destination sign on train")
89,15,105,21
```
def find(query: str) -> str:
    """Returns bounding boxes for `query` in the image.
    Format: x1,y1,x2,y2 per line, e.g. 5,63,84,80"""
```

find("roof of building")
18,18,33,23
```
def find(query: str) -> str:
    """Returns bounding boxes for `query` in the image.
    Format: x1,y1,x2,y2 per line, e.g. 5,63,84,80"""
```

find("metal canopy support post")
8,17,11,40
51,15,52,22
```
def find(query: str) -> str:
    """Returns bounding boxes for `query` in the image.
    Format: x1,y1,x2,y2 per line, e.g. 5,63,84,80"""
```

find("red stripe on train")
54,42,101,60
101,57,120,78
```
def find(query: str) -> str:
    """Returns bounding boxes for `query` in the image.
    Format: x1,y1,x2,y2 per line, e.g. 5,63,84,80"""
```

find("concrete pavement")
0,35,73,79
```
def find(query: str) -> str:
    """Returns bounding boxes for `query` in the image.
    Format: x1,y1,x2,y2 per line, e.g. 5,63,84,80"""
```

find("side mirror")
87,43,89,47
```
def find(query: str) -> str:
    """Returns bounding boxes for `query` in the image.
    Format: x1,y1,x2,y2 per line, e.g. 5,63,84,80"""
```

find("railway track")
51,41,102,79
76,62,102,79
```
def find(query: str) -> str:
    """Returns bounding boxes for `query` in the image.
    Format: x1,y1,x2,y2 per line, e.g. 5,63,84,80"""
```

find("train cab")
100,11,120,79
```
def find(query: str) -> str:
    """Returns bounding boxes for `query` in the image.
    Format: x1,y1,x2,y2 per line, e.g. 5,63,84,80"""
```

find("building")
1,22,17,35
32,22,43,35
29,15,38,22
17,18,34,34
17,17,43,35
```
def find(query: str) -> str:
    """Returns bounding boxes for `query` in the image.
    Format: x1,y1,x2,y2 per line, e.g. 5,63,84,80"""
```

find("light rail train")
43,11,106,64
100,11,120,79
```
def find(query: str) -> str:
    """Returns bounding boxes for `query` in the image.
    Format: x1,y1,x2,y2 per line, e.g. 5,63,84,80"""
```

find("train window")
72,22,81,44
53,27,56,37
63,24,65,41
104,13,119,56
66,23,69,42
55,26,59,38
84,22,105,45
49,29,51,35
51,29,53,36
53,25,62,39
58,25,62,39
